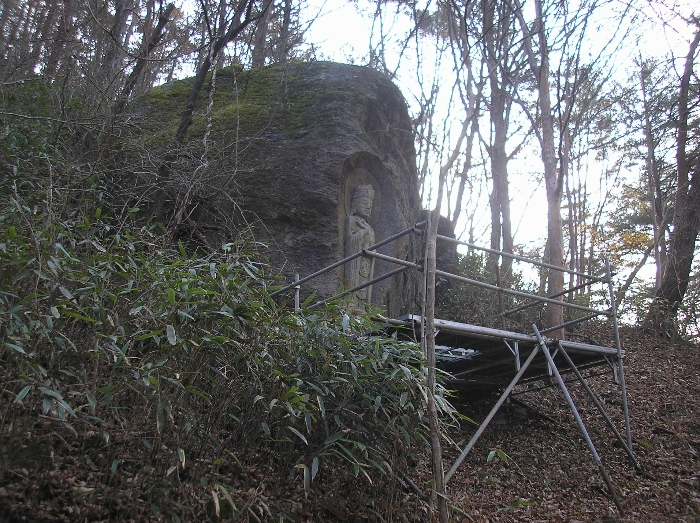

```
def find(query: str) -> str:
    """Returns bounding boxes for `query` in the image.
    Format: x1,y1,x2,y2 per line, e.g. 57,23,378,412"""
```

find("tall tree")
512,0,565,334
608,57,677,309
479,0,529,279
639,59,671,288
99,3,178,156
510,0,631,333
250,0,302,66
0,0,185,107
251,0,274,67
646,25,700,335
409,1,484,237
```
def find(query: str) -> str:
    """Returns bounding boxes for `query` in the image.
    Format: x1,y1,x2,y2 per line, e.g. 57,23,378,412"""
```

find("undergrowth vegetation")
0,79,456,521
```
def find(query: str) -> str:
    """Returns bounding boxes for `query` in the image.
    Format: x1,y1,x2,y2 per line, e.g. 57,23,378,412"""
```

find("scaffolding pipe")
496,265,506,330
307,265,410,310
270,221,426,297
435,269,612,316
540,312,604,334
532,325,625,517
362,250,422,269
385,316,620,356
509,369,613,395
363,254,610,324
436,234,606,282
606,260,634,456
503,279,606,317
294,274,300,312
444,345,541,484
556,342,641,470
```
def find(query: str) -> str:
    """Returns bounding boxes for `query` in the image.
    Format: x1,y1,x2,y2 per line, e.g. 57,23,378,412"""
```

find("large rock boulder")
125,62,422,317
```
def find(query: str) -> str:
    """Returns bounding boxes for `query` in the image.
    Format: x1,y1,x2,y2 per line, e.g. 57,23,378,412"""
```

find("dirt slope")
440,326,700,522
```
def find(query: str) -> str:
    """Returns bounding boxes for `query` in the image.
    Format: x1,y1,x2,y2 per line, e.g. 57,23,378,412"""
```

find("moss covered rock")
124,61,421,317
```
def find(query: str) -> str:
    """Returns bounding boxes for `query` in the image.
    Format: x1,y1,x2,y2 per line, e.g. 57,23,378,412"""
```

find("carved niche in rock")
339,153,411,315
344,182,377,312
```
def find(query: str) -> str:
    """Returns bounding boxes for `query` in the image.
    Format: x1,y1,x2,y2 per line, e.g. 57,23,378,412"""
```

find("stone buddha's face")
359,257,371,277
354,196,372,220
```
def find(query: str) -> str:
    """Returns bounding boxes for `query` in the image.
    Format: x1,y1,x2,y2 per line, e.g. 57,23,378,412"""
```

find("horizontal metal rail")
362,250,422,270
539,312,605,334
435,269,613,316
270,221,426,297
503,279,605,317
307,265,411,310
387,316,620,356
450,355,528,378
436,234,605,282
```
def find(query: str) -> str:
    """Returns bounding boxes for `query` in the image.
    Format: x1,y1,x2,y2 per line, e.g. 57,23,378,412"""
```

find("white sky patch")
302,2,372,64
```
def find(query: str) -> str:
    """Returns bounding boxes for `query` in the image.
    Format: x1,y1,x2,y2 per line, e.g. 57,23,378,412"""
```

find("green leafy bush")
0,178,452,520
0,75,459,521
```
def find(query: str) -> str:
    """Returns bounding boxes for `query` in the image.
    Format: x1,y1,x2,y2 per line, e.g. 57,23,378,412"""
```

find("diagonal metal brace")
556,341,640,470
532,325,625,517
445,344,540,484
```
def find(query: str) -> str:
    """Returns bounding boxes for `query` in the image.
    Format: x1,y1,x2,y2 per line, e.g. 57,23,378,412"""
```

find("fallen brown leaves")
440,326,700,523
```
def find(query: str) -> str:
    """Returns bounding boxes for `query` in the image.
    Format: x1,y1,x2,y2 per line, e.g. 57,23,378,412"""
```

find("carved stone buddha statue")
344,184,376,312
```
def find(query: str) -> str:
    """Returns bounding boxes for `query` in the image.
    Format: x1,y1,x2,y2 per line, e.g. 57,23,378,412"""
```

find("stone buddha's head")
351,184,375,220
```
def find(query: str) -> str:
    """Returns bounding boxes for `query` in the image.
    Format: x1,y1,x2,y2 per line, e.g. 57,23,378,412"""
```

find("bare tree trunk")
565,157,576,298
99,3,176,158
444,4,482,230
276,0,292,63
425,204,448,523
578,181,587,278
646,27,700,335
514,0,564,335
482,0,514,279
100,0,136,92
44,0,76,80
485,60,508,274
251,0,273,68
30,2,53,70
648,177,700,332
12,1,37,73
4,1,27,66
536,8,564,337
0,0,18,59
640,61,667,289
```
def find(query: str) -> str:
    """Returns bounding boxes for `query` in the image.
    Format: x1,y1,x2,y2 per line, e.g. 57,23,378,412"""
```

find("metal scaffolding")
271,220,641,517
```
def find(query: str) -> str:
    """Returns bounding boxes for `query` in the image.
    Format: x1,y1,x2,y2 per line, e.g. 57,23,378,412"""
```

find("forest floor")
1,326,698,522
438,325,700,523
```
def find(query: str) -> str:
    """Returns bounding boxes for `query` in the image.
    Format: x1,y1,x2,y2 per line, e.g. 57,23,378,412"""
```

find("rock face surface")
130,62,422,317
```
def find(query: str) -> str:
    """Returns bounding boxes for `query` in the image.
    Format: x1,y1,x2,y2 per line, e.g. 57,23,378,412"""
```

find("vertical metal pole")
496,265,506,331
532,325,625,517
445,345,540,484
420,214,430,358
294,273,300,312
605,260,634,456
